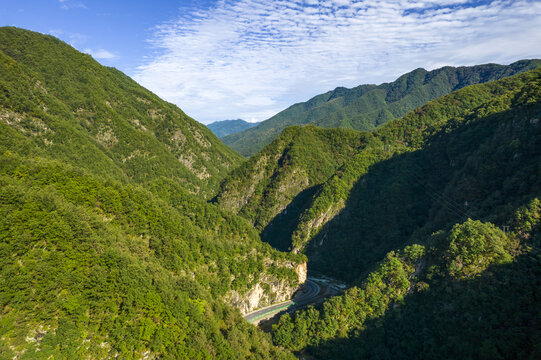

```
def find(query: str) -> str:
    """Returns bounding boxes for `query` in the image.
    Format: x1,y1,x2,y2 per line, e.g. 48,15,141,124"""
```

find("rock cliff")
228,262,307,315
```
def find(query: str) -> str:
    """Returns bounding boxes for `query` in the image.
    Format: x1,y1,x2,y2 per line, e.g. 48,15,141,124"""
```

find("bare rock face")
296,262,307,284
228,261,307,315
228,280,293,315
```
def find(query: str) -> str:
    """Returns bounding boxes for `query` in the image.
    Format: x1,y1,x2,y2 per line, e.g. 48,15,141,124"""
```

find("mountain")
214,125,371,250
216,66,541,255
207,119,259,138
214,68,541,358
291,68,541,281
0,27,304,359
223,60,541,156
0,26,242,198
3,25,540,359
274,213,540,359
267,68,541,358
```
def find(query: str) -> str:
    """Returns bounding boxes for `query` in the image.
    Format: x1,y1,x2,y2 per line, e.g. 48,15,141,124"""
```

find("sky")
2,1,541,124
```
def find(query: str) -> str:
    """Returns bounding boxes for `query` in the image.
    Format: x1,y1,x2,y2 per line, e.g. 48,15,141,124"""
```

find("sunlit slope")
0,26,243,198
214,125,370,250
0,27,302,359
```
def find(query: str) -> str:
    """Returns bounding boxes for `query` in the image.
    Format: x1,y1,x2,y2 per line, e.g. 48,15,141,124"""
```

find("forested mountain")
0,26,242,198
293,68,541,281
214,125,369,250
223,60,541,156
206,119,259,138
2,25,540,360
0,27,304,359
274,212,540,359
268,68,541,358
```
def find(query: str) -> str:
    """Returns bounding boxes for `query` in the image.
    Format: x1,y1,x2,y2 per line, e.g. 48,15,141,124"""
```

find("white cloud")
59,0,87,10
84,48,116,59
49,29,63,37
133,0,541,124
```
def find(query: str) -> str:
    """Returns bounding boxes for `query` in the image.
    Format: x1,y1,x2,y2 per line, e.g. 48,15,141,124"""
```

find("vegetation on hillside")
223,60,541,156
268,69,541,358
0,26,242,198
0,27,303,359
295,68,541,281
2,26,540,359
272,202,540,359
0,153,304,359
214,125,371,250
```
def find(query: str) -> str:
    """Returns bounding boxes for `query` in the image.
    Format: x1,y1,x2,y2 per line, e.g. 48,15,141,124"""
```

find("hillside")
214,125,370,250
206,119,259,138
274,211,541,359
2,25,541,359
269,68,541,358
293,68,541,281
0,27,304,359
0,26,242,198
223,60,541,156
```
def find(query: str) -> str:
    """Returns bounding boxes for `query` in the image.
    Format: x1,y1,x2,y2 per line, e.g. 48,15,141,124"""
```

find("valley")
0,25,539,360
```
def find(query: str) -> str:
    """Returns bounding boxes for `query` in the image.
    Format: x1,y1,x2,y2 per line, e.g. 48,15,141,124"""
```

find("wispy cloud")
48,30,88,48
59,0,87,10
48,29,64,37
133,0,541,124
84,48,117,59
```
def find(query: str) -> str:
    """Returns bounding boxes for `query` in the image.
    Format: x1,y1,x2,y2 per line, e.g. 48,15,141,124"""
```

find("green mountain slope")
0,26,242,198
223,60,541,157
0,155,300,359
294,68,541,281
0,27,303,359
206,119,259,138
214,125,370,250
270,68,541,359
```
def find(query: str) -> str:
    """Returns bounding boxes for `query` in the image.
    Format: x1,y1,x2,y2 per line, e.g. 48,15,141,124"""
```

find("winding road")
243,278,336,324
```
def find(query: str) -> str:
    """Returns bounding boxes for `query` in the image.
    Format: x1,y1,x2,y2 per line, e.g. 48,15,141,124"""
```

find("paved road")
244,279,324,324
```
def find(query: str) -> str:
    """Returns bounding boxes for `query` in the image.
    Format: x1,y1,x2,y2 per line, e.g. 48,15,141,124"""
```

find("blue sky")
2,1,541,124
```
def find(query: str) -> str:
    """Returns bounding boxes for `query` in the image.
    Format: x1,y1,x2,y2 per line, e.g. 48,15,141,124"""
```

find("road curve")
243,279,322,324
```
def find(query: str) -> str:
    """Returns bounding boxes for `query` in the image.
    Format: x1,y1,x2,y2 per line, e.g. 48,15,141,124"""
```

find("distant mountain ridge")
223,60,541,156
207,119,259,138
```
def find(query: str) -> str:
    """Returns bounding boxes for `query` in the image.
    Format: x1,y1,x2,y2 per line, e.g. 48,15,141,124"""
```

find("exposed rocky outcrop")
228,261,307,315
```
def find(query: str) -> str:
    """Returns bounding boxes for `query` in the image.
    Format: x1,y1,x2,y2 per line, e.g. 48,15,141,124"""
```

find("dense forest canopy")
268,69,541,358
1,26,540,359
0,26,243,198
0,27,303,359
